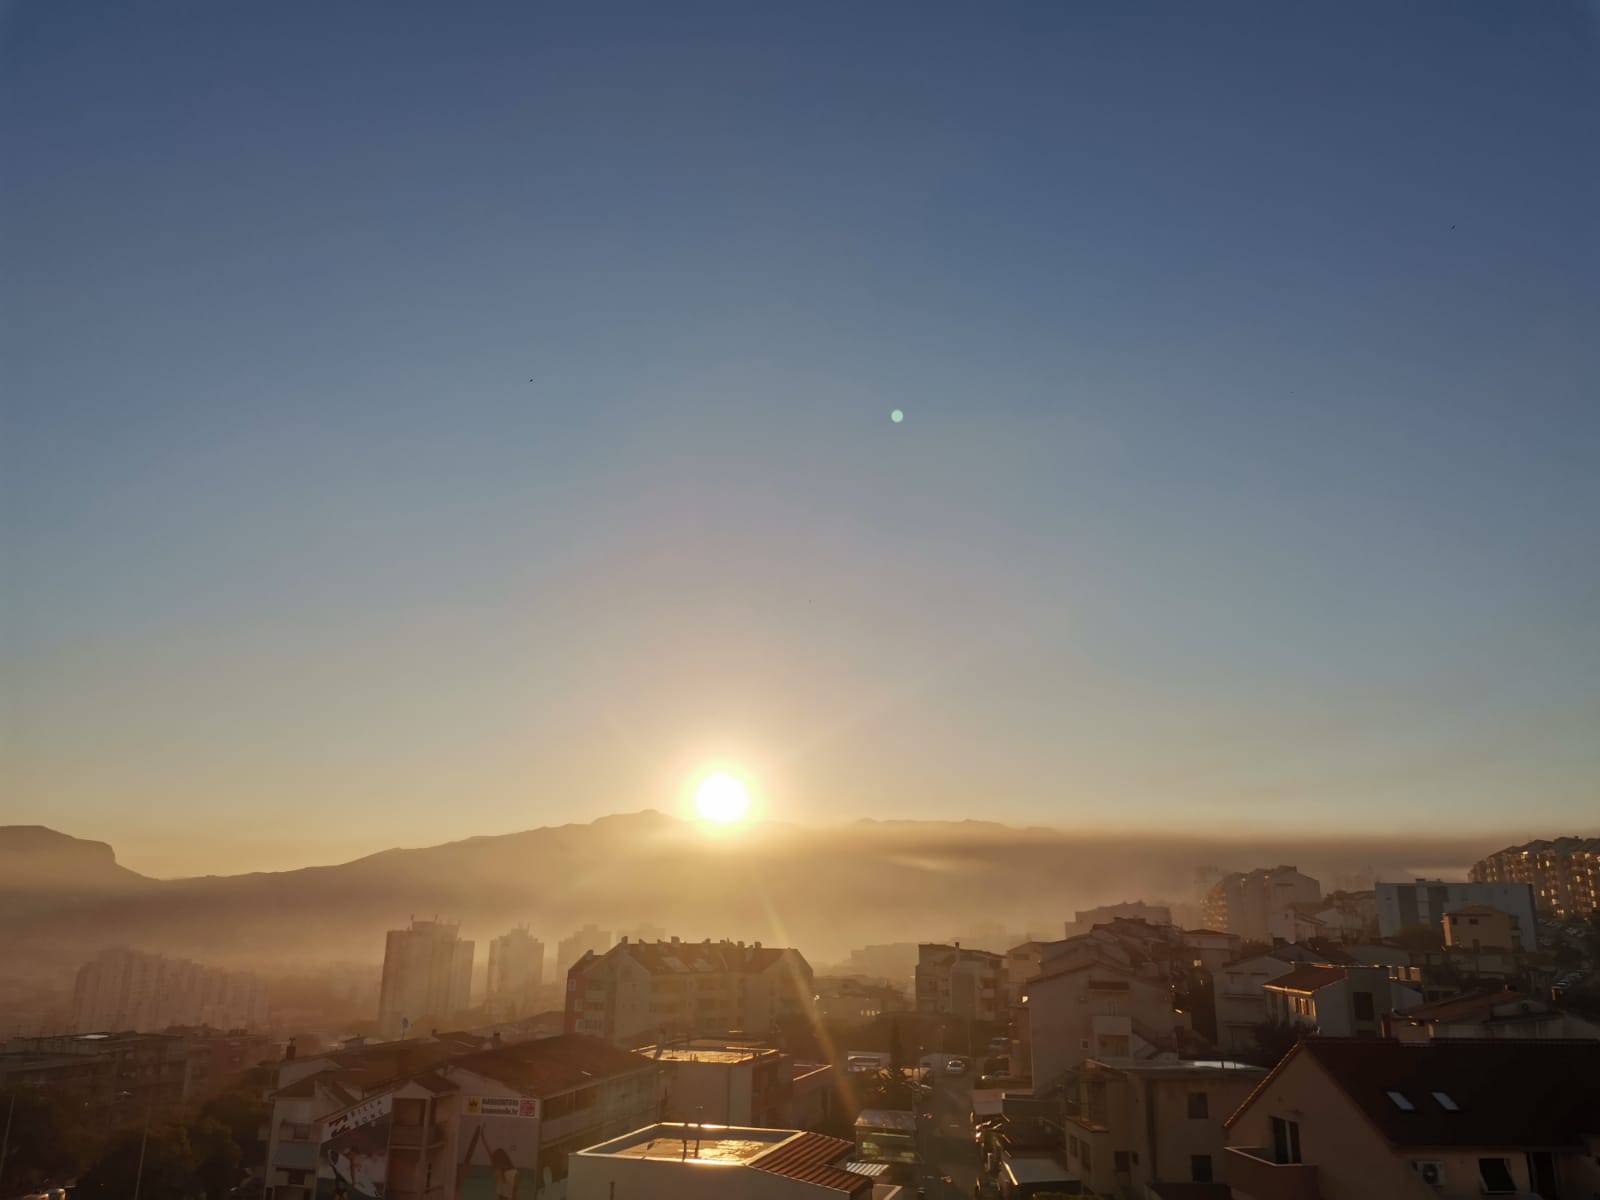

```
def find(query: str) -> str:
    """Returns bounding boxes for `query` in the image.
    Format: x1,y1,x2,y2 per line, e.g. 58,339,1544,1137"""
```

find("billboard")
317,1092,392,1200
457,1097,542,1200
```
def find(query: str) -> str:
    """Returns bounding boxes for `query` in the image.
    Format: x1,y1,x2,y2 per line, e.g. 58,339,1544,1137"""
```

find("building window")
1353,992,1375,1021
1270,1116,1302,1165
1114,1151,1130,1172
1479,1158,1516,1193
1191,1154,1214,1183
1187,1091,1208,1119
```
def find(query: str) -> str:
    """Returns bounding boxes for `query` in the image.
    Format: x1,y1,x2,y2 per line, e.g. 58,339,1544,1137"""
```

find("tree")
75,1123,197,1200
198,1087,269,1167
189,1116,243,1200
888,1015,909,1071
0,1088,86,1195
1249,1019,1300,1069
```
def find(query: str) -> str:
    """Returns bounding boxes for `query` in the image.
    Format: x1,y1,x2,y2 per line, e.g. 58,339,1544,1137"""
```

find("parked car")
945,1056,968,1076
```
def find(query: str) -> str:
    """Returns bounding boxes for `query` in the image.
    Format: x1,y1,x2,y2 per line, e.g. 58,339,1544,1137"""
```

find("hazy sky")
4,1,1598,877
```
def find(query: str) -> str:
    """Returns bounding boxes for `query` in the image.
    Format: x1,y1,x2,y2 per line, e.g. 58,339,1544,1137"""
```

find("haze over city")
3,4,1600,1198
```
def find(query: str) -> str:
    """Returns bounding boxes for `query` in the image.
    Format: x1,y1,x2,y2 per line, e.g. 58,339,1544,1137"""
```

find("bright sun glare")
693,772,751,825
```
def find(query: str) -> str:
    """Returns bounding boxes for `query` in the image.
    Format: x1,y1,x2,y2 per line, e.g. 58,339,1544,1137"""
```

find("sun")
693,772,752,826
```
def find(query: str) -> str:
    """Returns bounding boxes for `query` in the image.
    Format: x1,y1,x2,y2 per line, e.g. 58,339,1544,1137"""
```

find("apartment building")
914,943,1004,1022
71,946,268,1033
1066,901,1173,936
814,977,908,1024
844,942,920,985
566,937,814,1046
1374,880,1538,950
1470,836,1600,921
378,919,475,1038
556,925,614,981
1,1031,189,1121
486,925,545,1018
1202,867,1322,942
1261,964,1422,1038
1060,1058,1266,1193
569,1123,902,1199
1021,956,1193,1092
1224,1038,1600,1200
265,1032,661,1200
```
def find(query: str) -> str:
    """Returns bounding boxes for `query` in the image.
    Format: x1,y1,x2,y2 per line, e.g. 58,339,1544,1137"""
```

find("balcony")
1224,1147,1320,1200
272,1140,317,1171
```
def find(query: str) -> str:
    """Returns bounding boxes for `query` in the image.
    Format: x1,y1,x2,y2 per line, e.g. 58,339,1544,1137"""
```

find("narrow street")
914,1069,981,1199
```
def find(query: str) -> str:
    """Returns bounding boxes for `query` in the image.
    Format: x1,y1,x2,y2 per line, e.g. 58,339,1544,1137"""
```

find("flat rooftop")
585,1124,794,1164
645,1046,766,1065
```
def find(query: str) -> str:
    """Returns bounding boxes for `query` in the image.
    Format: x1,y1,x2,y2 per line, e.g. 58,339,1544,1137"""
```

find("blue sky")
3,0,1597,874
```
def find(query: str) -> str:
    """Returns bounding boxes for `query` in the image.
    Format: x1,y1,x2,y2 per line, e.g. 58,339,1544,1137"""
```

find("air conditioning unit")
1412,1160,1445,1187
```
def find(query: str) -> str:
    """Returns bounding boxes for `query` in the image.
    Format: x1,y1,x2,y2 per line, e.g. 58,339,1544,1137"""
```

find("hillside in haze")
0,812,1524,984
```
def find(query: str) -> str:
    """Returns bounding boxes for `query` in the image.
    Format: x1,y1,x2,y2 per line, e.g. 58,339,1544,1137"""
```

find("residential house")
1386,987,1600,1043
1262,965,1422,1038
1224,1038,1600,1200
1061,1058,1266,1194
1212,953,1297,1058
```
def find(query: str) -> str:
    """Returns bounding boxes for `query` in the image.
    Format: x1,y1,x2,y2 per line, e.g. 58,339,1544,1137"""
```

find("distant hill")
0,812,1516,985
0,825,152,895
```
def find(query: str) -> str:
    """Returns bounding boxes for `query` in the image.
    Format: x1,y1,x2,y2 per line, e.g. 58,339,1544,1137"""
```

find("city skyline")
5,0,1599,877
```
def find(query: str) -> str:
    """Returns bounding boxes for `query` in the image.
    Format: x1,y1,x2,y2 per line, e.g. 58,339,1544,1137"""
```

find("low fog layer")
0,811,1520,982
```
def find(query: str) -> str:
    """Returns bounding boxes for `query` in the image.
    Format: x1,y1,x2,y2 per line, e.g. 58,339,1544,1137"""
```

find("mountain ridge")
0,813,1539,983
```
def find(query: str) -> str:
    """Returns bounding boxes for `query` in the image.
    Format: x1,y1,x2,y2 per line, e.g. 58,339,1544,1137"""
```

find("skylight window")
1386,1090,1416,1111
1432,1092,1459,1111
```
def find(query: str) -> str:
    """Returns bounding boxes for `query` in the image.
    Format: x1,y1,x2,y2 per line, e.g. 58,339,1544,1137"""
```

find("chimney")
671,936,680,945
284,1037,297,1062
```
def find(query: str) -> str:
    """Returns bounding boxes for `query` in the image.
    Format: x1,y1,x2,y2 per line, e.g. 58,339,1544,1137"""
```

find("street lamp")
117,1090,152,1200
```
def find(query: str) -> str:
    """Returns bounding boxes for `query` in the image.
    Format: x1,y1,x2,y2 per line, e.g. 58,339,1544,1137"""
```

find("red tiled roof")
750,1131,869,1195
1297,1038,1600,1149
1262,964,1346,992
1397,988,1528,1024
